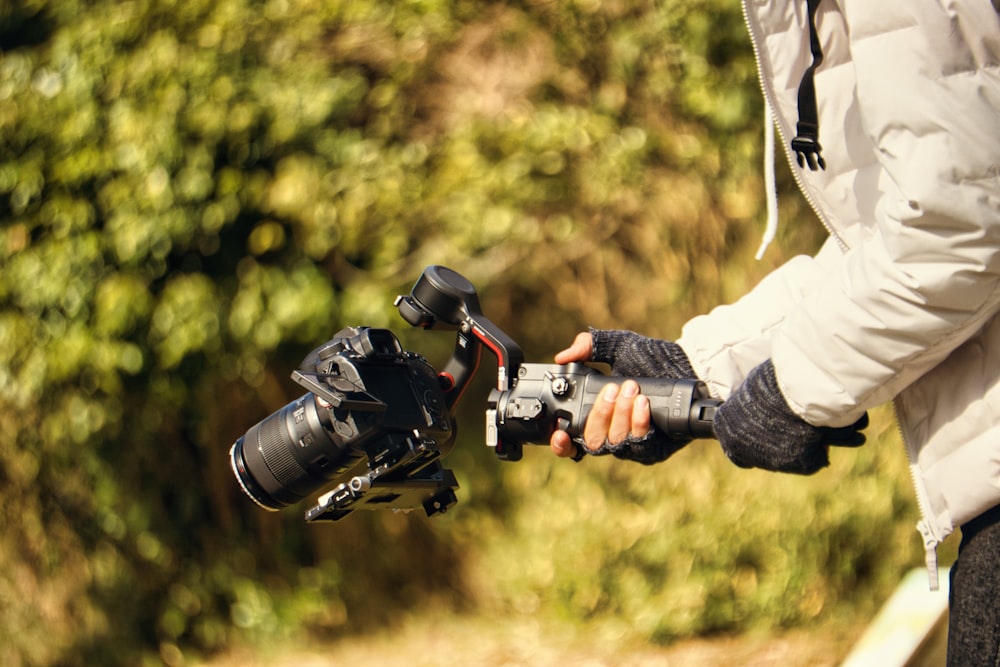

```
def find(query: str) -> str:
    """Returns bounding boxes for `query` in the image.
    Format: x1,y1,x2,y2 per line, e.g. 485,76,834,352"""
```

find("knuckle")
615,395,634,416
591,398,612,418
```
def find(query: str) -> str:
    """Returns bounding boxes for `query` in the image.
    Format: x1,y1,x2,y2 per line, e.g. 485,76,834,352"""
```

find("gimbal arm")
395,266,524,410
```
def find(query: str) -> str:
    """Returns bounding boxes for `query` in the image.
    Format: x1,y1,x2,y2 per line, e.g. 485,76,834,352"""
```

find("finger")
826,429,866,448
824,413,869,448
550,430,575,458
631,394,651,438
554,332,593,365
583,382,618,451
608,380,640,444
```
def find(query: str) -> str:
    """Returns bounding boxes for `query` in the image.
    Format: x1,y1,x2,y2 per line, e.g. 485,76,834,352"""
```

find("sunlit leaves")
228,260,337,351
150,273,220,369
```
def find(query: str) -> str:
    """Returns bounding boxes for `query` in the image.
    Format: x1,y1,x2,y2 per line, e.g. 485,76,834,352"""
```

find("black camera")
230,326,458,521
230,266,720,522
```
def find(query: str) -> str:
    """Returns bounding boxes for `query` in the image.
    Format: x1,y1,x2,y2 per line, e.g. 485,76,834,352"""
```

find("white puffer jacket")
676,0,1000,588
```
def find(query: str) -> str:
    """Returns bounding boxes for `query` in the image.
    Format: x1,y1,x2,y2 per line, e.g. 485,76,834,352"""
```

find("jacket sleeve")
675,237,844,401
772,2,1000,427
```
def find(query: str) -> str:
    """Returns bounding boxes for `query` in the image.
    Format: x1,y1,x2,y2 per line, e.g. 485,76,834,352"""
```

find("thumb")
554,332,593,364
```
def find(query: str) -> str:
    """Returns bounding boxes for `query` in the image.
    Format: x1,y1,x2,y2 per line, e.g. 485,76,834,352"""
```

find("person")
548,2,1000,664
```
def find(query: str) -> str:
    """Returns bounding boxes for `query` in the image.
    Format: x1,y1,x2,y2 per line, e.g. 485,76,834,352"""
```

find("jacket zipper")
893,398,943,591
741,0,941,589
740,0,848,254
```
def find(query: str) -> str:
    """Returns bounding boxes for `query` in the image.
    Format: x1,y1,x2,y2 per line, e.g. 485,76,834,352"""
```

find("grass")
195,611,865,667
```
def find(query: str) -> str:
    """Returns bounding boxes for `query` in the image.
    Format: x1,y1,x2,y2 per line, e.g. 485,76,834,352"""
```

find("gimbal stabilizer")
230,266,720,522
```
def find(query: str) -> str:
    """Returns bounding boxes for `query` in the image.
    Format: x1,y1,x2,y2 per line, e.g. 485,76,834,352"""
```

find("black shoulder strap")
791,0,826,171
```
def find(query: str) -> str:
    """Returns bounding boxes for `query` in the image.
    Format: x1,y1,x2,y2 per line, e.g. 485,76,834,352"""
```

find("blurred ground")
199,613,862,667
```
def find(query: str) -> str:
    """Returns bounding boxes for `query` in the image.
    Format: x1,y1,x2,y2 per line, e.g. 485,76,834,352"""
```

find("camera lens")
229,394,367,511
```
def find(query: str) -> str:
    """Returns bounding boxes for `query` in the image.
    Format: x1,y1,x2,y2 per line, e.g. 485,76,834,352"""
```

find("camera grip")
576,373,718,441
488,363,719,457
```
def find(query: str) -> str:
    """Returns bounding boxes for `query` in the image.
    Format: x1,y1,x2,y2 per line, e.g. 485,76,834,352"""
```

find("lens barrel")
229,393,366,511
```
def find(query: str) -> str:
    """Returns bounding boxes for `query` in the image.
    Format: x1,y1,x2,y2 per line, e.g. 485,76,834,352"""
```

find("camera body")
230,326,458,522
231,266,720,522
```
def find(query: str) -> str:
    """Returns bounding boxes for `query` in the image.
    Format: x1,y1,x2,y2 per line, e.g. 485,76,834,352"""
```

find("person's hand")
548,331,689,465
714,359,868,474
550,379,652,459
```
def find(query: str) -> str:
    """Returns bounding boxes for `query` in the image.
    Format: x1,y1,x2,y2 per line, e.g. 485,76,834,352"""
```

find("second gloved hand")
713,359,868,475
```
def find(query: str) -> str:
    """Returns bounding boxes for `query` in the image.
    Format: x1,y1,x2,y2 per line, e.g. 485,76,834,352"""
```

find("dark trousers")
947,504,1000,666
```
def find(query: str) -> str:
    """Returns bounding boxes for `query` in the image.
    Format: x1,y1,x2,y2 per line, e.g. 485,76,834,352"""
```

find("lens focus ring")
256,407,307,488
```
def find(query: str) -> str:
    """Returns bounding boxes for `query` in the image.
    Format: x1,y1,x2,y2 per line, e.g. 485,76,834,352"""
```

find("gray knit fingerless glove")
584,428,689,466
590,329,697,379
713,359,867,475
580,329,699,465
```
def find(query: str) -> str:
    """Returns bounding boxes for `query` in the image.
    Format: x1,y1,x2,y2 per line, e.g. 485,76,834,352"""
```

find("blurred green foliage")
0,0,931,665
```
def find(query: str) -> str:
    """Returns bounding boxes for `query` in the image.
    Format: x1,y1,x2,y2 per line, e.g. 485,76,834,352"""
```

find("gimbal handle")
395,266,524,410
